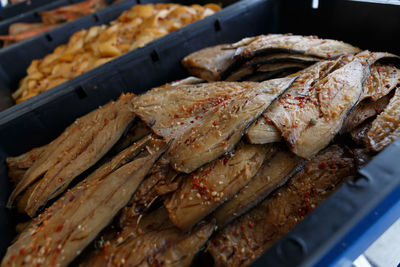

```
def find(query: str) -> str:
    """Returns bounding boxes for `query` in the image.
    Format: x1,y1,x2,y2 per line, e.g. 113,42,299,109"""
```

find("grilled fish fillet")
207,145,355,267
1,136,168,267
367,87,400,151
165,142,272,230
133,77,296,173
212,146,304,228
7,94,136,217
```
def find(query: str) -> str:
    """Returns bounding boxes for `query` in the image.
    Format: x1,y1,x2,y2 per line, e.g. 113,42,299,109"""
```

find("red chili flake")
184,193,190,198
217,68,222,72
32,219,37,223
327,52,331,58
210,187,215,192
221,141,227,146
55,224,63,232
36,263,40,267
330,162,337,169
232,230,239,236
266,118,272,123
173,114,179,119
385,84,390,88
58,177,63,183
213,120,218,126
220,245,227,251
318,162,327,169
104,118,109,124
248,221,254,228
223,157,229,165
374,106,379,112
329,169,335,174
193,144,200,148
180,121,185,125
195,115,202,120
240,224,245,232
245,61,250,66
148,197,154,202
378,67,385,72
190,120,194,123
309,87,314,91
292,123,298,128
181,106,186,111
10,255,15,261
69,195,75,202
19,248,25,255
170,131,174,134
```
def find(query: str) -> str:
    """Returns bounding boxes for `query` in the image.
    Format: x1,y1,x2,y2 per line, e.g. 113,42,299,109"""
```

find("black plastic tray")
0,0,138,111
0,0,241,111
0,0,55,22
0,0,115,37
0,0,399,266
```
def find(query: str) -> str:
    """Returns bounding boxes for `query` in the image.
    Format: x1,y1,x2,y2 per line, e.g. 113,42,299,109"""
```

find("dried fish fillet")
246,56,349,146
207,145,355,267
148,221,215,267
7,94,136,217
6,145,47,185
133,77,296,173
182,44,236,81
165,143,272,230
212,146,303,227
1,136,168,267
238,34,361,59
367,87,400,151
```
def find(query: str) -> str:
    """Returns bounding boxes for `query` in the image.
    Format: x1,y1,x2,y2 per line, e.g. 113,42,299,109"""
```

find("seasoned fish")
362,64,400,100
133,78,296,173
341,92,392,133
118,158,178,228
245,118,281,144
147,221,215,267
212,146,303,227
79,206,173,266
165,142,272,230
207,145,355,267
1,136,168,267
182,44,236,81
182,34,360,82
6,145,47,185
367,87,400,151
7,94,136,216
237,34,361,60
270,56,365,158
246,56,349,146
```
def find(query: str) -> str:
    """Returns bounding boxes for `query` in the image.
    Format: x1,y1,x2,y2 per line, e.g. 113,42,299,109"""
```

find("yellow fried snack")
13,3,221,103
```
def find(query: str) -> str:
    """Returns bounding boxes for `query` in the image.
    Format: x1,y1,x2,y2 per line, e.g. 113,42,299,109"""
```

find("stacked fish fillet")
2,34,400,267
12,3,220,103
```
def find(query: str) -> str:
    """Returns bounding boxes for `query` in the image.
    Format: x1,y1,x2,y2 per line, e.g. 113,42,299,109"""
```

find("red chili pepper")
318,162,327,169
55,224,63,232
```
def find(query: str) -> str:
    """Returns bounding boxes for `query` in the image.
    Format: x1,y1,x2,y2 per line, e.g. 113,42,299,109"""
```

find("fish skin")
207,145,355,267
1,136,168,267
182,44,236,81
212,146,304,228
165,142,272,230
133,77,296,173
238,34,361,59
7,94,136,216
